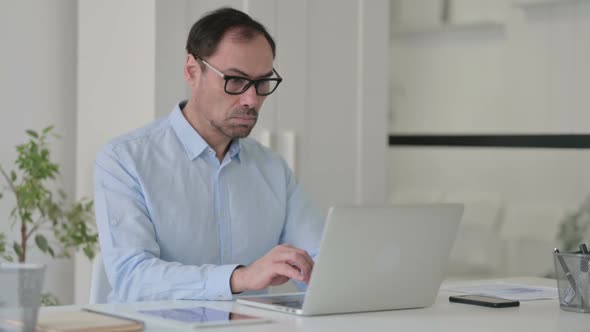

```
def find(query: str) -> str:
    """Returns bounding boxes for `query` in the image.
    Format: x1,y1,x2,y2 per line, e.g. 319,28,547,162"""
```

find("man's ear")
184,54,200,86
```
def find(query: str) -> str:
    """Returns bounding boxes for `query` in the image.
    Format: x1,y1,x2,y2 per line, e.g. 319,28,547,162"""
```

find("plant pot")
0,263,45,332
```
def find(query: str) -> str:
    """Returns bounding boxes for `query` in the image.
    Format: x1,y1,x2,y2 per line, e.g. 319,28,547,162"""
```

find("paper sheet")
441,282,558,301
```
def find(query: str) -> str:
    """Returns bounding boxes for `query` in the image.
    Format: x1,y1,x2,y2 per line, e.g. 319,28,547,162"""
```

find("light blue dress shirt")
94,101,324,302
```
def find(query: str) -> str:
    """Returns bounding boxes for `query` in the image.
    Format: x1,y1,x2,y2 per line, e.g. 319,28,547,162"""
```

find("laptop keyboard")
273,300,304,309
270,295,305,309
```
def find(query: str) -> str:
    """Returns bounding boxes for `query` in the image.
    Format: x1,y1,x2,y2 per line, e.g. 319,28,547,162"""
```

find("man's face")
187,30,274,139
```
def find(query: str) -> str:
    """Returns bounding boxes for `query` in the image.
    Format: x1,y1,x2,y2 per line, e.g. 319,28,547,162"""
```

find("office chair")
89,252,112,304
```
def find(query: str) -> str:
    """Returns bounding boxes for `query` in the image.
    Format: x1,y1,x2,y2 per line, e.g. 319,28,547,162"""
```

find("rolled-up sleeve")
94,145,238,302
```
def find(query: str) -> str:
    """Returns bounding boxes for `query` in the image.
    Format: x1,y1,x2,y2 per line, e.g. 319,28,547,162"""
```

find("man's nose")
239,84,260,109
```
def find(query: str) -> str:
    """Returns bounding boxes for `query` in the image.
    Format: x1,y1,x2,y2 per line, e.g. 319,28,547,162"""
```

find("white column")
75,0,157,305
300,0,389,210
155,1,190,118
357,0,389,205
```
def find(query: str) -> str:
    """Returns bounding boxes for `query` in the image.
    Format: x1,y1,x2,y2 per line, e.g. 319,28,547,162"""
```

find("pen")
580,244,589,272
555,248,583,305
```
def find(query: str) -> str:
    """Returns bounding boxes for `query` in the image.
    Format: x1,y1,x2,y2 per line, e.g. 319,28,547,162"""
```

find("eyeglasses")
193,54,283,96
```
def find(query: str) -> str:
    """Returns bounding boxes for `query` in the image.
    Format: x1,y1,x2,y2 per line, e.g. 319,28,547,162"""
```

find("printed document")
442,282,558,301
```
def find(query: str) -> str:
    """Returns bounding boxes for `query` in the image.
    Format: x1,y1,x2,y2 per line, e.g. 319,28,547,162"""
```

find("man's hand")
230,244,314,294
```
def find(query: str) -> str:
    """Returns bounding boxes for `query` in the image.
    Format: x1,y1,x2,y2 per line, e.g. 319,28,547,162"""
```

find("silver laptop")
236,204,463,316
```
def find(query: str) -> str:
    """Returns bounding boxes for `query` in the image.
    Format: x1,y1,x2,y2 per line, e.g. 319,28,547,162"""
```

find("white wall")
0,0,77,304
389,0,590,277
390,0,590,134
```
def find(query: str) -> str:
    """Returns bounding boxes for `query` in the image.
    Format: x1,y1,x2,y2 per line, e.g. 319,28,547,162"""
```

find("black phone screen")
449,295,520,308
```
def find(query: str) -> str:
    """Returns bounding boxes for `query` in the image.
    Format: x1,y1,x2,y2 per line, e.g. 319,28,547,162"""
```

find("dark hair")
186,7,276,59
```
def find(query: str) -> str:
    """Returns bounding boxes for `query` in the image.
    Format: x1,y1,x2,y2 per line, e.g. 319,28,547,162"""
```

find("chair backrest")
89,253,111,304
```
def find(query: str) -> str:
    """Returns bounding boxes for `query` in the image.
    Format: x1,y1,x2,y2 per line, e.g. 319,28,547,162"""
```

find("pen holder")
553,251,590,313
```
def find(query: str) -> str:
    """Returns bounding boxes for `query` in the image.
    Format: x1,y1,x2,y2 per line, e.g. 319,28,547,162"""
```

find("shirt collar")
170,101,242,161
228,139,242,162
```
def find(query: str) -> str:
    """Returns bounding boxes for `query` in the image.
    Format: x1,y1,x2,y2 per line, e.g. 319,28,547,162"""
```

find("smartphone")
449,295,520,308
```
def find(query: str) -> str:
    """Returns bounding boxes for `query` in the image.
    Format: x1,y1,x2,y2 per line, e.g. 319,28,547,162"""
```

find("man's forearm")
105,250,239,301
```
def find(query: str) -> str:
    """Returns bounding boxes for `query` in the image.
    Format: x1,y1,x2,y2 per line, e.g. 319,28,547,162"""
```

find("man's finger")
276,245,314,268
275,251,313,279
275,263,306,282
294,248,314,269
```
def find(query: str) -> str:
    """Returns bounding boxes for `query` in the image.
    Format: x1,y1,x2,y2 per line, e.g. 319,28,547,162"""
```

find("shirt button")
110,212,121,226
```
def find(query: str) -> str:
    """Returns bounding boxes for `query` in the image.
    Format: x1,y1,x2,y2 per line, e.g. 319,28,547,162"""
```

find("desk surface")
45,277,590,332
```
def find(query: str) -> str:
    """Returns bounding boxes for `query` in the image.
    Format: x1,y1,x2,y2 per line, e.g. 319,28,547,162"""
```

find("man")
94,8,324,302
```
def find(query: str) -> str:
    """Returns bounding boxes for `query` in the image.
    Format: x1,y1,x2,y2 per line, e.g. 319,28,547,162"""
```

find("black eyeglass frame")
193,54,283,96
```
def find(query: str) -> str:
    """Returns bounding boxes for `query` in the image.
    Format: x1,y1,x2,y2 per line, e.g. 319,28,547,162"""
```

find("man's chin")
225,125,254,139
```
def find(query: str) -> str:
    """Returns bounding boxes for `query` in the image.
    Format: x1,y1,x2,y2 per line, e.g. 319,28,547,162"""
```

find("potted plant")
0,126,98,305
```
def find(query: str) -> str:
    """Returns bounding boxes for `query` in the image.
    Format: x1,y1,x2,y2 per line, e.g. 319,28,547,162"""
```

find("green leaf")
13,242,23,261
35,234,49,253
0,193,3,200
0,233,6,254
10,171,16,182
26,130,39,138
83,246,95,260
40,292,60,306
42,126,54,135
47,246,55,258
